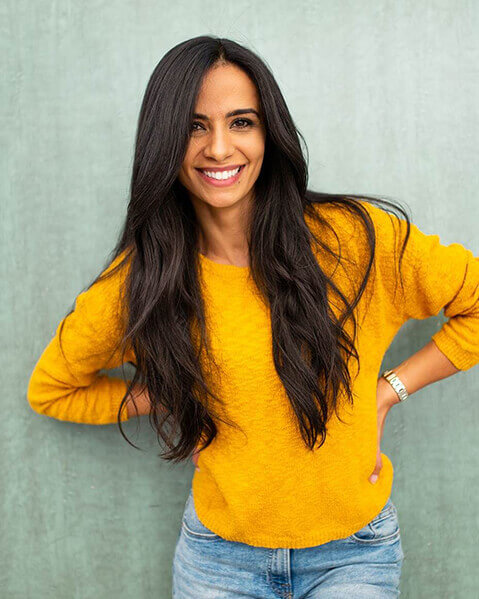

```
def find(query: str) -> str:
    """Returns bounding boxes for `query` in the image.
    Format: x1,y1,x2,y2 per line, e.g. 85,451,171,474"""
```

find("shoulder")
303,197,419,290
304,198,387,253
304,199,358,242
306,198,413,250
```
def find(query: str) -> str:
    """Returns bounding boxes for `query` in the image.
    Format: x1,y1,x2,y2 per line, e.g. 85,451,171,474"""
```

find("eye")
189,118,254,133
232,118,253,128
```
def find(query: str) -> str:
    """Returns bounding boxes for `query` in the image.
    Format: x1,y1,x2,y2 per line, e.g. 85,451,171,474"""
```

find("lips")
196,164,246,172
196,164,246,186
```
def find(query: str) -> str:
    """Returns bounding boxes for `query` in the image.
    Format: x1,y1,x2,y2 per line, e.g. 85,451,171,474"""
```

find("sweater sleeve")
362,200,479,371
27,250,134,424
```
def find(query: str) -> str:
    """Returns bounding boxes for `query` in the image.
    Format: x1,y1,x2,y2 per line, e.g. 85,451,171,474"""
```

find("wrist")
377,376,402,409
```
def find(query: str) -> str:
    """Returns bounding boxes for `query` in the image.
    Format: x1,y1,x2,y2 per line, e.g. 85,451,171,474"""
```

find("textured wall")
3,1,478,597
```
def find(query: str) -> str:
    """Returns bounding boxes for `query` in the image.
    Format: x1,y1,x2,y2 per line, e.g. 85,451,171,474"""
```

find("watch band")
381,369,409,402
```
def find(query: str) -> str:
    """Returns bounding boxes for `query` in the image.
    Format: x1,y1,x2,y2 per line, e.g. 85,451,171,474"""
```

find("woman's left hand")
369,378,399,484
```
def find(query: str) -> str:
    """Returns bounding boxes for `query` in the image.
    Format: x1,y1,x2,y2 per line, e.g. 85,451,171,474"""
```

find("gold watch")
381,369,409,402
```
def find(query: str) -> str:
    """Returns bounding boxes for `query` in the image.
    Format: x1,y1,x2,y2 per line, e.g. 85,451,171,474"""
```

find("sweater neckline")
198,251,251,280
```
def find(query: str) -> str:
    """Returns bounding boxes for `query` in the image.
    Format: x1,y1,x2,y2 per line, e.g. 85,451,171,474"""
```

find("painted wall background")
2,1,478,597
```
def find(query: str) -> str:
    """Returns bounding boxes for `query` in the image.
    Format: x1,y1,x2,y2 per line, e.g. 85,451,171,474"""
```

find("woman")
27,36,479,598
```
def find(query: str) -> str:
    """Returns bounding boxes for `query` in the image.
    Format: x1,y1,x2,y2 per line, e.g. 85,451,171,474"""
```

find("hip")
172,488,404,598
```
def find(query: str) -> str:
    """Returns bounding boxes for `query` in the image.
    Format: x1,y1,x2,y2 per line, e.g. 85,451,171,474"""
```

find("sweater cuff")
431,329,479,371
108,376,132,423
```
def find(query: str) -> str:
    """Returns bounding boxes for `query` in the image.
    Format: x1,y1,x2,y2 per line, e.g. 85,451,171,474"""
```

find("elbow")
26,368,64,418
26,371,47,415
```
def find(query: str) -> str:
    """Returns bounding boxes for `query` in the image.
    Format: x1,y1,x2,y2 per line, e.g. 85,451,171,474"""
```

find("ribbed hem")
191,471,394,550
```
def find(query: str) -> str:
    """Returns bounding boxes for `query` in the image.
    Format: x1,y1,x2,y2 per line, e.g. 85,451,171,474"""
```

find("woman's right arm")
27,251,140,424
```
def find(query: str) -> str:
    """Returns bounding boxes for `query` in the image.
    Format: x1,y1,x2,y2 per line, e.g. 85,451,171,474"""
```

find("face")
177,63,266,213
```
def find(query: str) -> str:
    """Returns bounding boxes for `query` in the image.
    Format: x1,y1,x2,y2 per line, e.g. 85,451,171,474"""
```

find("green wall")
3,1,478,597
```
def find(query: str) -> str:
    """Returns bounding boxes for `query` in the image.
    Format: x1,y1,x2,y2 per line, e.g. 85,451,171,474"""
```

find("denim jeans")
172,488,404,598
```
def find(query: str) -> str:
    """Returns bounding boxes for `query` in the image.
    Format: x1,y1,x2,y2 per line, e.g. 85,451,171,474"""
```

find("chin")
202,196,244,209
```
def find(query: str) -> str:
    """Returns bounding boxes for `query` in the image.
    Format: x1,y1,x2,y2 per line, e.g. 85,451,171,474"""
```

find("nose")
203,127,235,162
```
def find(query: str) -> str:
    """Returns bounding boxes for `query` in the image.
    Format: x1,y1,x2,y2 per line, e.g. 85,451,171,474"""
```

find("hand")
369,377,399,484
127,384,152,418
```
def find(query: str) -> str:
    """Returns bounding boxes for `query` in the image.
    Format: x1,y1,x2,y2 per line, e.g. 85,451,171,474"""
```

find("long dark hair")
59,35,412,463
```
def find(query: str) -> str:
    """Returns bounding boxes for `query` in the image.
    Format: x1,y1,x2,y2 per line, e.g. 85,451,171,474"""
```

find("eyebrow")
192,108,260,120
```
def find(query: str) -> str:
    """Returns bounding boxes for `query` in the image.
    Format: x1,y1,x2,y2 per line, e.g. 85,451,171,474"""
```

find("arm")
362,200,479,376
378,339,460,409
370,339,462,483
362,202,479,483
27,250,135,425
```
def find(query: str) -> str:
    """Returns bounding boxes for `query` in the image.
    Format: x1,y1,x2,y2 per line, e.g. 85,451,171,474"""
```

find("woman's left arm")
363,202,479,482
363,200,479,373
370,341,461,483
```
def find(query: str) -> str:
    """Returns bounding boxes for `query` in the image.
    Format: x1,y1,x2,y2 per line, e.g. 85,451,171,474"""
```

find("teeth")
202,166,241,180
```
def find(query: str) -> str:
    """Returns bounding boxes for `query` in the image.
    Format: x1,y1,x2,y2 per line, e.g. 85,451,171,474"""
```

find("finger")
369,458,383,484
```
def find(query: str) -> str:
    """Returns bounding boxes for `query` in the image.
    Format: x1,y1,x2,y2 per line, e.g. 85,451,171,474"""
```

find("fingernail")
370,474,378,484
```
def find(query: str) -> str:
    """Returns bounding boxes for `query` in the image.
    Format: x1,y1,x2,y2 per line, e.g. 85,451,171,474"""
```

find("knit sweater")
27,200,479,549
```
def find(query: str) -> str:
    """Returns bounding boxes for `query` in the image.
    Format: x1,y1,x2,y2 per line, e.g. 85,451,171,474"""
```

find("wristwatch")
381,369,409,402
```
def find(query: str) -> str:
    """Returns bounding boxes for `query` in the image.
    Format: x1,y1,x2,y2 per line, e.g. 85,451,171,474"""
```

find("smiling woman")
178,62,266,253
26,35,479,598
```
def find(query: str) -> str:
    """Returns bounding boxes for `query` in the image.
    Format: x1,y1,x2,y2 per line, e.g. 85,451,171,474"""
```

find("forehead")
194,64,260,117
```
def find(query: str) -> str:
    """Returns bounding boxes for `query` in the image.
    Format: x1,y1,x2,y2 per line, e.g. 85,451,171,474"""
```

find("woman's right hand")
127,384,152,418
128,386,201,470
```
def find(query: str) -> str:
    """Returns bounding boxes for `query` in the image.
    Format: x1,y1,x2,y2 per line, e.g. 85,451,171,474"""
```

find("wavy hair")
59,35,412,463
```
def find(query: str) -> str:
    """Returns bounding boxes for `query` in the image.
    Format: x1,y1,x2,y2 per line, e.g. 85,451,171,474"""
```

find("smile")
196,164,246,187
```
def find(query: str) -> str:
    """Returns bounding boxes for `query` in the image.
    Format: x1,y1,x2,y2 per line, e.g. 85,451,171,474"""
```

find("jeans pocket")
348,497,401,545
181,489,222,541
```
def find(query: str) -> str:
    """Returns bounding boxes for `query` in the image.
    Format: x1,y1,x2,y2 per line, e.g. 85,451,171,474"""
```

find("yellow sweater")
27,200,479,548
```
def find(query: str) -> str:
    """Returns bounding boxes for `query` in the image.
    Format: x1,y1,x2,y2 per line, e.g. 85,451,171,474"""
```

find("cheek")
249,150,265,171
177,168,196,193
179,161,193,180
251,140,265,163
177,168,187,186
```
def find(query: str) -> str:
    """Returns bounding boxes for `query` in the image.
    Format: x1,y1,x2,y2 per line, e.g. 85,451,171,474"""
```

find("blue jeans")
172,488,405,598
